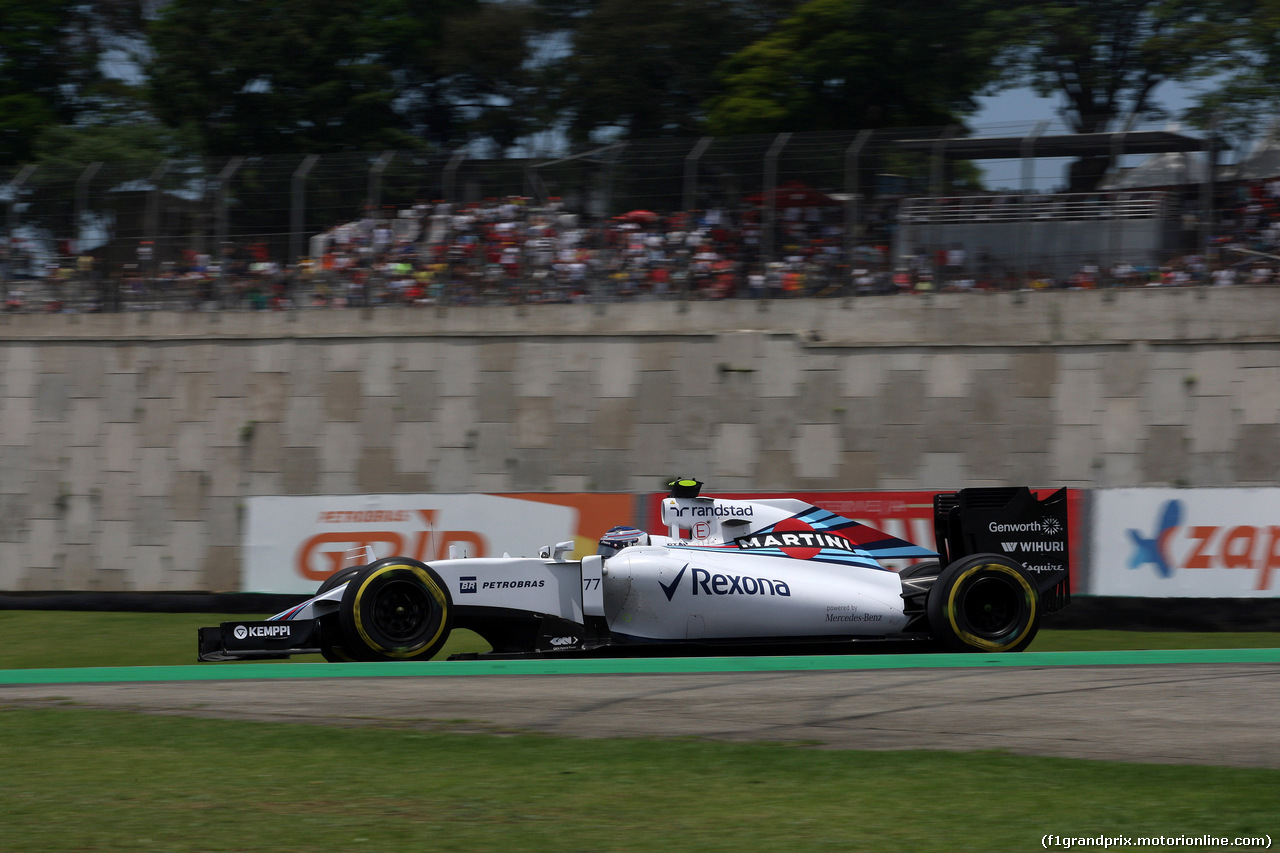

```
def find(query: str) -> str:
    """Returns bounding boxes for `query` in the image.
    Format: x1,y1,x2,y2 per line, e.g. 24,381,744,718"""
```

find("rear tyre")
338,558,453,661
926,554,1040,652
898,560,940,581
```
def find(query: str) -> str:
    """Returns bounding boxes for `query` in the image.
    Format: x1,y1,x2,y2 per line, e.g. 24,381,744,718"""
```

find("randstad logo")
1126,498,1280,590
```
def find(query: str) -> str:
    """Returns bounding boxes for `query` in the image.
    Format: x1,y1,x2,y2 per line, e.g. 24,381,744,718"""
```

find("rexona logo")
1127,499,1280,591
233,624,290,640
659,563,791,601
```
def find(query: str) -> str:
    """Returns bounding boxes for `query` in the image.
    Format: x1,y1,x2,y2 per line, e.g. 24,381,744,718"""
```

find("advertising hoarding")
1092,488,1280,597
244,492,633,594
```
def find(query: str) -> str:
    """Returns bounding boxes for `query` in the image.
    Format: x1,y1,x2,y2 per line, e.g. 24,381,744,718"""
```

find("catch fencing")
0,120,1233,309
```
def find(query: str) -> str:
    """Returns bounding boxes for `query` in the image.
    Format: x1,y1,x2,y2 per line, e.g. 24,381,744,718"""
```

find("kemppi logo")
295,509,487,581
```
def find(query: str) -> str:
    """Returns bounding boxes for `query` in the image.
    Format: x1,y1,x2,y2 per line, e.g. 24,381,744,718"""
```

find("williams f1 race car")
198,480,1071,662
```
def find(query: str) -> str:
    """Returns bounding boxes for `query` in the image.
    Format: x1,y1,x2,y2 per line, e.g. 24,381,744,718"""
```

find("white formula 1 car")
198,480,1071,662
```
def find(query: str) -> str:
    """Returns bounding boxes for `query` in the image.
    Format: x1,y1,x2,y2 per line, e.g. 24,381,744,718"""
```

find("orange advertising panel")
244,492,634,594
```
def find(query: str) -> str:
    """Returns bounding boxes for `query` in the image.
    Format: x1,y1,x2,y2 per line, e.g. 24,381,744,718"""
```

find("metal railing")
898,191,1177,224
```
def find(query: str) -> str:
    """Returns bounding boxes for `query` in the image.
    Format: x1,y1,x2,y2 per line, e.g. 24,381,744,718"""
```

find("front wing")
197,619,323,661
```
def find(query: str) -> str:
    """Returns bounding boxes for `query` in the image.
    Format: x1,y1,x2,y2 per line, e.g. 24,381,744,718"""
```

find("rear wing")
933,487,1070,613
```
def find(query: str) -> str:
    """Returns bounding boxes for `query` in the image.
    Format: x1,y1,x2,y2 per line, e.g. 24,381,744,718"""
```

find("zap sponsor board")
1091,488,1280,597
244,493,633,594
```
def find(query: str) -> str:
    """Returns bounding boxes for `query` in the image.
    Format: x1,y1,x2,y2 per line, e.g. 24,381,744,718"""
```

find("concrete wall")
2,287,1279,591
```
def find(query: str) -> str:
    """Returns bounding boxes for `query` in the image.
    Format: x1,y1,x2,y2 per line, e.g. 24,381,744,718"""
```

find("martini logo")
736,517,856,560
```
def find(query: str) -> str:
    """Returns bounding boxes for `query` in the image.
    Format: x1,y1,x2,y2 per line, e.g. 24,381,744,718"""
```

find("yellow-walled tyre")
338,558,453,661
926,554,1040,652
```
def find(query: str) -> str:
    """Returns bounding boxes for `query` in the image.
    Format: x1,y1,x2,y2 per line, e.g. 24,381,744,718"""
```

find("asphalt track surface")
3,650,1278,769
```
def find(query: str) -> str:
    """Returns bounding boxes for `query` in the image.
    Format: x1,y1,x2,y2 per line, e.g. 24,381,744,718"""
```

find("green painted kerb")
1,648,1277,685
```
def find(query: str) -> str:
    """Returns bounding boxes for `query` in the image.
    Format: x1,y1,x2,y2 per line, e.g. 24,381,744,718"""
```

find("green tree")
148,0,543,156
33,106,199,175
554,0,791,145
423,1,544,152
1,2,83,164
706,0,999,136
1180,0,1280,160
986,0,1247,188
357,0,481,148
148,0,414,156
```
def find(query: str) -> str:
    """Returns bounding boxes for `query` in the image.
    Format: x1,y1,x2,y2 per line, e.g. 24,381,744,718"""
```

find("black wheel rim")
957,575,1023,638
369,578,437,643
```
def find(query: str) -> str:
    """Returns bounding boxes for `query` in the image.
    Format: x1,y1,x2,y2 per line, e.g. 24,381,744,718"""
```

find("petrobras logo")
481,579,546,590
459,576,478,594
232,624,290,639
659,563,791,601
1127,498,1280,591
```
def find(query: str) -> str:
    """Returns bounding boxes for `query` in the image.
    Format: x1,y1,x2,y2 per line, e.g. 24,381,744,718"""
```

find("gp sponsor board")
1093,488,1280,597
643,489,1084,590
244,493,633,594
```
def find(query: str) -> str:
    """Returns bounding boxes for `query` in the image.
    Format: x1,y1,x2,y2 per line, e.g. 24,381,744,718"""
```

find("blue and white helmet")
597,525,648,557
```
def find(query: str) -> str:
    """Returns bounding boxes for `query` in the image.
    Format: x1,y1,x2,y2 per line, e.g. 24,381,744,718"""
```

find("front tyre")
338,558,453,661
317,564,365,595
926,554,1040,652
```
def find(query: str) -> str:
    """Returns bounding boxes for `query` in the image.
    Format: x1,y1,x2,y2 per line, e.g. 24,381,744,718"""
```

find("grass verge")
1,611,1278,669
1,705,1275,852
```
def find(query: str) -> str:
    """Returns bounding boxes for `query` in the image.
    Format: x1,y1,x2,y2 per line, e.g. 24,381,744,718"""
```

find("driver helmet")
597,525,648,557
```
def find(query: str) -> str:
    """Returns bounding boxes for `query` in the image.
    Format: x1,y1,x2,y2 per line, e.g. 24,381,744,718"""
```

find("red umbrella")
616,209,660,223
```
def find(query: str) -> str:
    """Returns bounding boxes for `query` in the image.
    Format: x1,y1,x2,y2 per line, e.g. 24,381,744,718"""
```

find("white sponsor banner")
245,494,577,594
1092,488,1280,597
